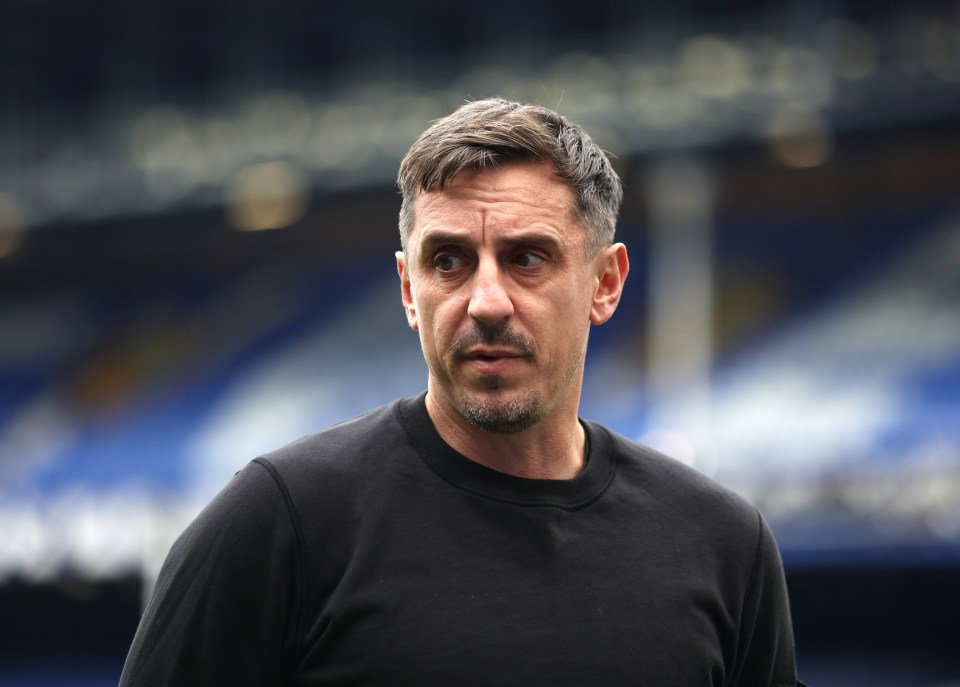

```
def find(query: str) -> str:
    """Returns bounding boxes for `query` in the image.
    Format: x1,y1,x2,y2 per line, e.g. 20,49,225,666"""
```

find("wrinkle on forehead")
432,163,572,211
410,161,578,245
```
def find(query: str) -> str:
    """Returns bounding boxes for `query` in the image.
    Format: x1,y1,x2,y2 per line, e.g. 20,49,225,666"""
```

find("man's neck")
424,391,586,480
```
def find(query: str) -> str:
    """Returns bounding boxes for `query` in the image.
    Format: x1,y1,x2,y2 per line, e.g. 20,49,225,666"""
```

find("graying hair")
397,97,623,256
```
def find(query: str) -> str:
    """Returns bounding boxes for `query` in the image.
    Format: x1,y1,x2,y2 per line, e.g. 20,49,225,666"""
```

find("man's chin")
453,389,545,435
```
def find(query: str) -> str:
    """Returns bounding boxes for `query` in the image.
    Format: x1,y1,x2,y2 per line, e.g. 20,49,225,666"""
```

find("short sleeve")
727,511,798,687
119,459,304,686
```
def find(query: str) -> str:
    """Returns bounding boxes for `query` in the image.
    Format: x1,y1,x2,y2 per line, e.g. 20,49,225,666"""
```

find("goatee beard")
447,321,543,434
456,390,545,435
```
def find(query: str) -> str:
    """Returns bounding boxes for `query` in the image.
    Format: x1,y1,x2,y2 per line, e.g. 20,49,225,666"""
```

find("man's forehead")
411,161,576,224
431,158,564,190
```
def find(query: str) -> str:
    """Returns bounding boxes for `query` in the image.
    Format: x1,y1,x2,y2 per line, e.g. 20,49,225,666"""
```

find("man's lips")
460,348,530,371
449,322,536,365
464,347,526,360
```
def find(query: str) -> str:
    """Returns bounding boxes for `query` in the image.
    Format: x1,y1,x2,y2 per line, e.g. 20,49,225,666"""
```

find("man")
120,98,800,686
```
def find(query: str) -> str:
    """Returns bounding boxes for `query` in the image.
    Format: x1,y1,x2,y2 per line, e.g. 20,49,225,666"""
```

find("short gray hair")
397,98,623,256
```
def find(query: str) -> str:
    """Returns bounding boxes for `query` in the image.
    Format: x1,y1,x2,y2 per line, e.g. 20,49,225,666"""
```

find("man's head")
396,99,629,439
397,97,623,257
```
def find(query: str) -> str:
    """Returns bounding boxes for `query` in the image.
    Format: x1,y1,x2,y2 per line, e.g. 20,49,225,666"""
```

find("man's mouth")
462,348,528,371
465,347,527,360
449,323,536,368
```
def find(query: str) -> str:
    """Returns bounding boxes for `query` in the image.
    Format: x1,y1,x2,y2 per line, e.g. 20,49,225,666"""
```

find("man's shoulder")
591,421,760,525
256,398,408,480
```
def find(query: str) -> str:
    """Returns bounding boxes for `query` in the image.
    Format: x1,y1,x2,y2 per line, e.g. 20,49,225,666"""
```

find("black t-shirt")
120,394,798,686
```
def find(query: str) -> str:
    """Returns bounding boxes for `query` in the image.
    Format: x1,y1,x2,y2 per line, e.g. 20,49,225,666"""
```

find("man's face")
397,160,623,434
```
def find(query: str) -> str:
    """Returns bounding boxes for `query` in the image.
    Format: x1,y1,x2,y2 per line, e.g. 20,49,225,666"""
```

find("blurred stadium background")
1,1,959,685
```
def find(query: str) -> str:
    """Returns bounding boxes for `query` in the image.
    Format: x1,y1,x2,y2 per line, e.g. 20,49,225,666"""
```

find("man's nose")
467,258,514,326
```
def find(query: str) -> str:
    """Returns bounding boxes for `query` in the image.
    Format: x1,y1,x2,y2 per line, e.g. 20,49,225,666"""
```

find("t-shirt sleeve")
727,511,799,687
119,458,304,686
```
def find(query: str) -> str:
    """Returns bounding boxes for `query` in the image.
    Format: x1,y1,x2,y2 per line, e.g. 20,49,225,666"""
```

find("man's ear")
396,251,419,331
590,243,629,325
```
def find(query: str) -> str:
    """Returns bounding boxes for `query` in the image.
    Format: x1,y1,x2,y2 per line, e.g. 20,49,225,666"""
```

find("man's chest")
292,508,732,686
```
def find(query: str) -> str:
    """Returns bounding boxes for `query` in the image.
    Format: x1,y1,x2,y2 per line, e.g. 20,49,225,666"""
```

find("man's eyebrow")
417,230,469,251
416,229,565,253
498,230,564,252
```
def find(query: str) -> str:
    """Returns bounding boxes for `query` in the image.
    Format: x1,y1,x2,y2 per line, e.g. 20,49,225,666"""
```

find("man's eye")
514,252,544,268
435,254,465,272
